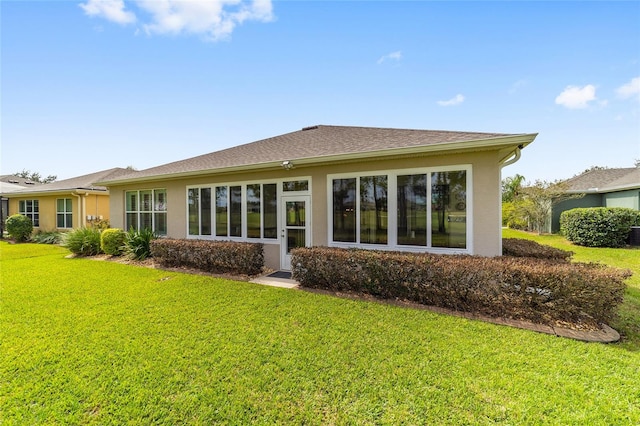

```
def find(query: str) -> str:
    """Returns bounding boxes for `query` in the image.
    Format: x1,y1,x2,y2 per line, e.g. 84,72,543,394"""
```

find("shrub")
31,230,64,245
151,239,264,276
125,228,157,260
100,228,126,255
291,247,630,327
5,214,34,242
561,207,640,247
502,202,528,230
63,227,102,256
502,238,573,262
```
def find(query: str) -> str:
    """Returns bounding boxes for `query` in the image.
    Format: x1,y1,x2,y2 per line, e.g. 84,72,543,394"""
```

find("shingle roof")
1,168,131,195
563,167,640,192
100,125,535,184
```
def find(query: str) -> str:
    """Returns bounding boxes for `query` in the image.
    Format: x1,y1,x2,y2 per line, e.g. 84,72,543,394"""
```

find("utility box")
630,226,640,246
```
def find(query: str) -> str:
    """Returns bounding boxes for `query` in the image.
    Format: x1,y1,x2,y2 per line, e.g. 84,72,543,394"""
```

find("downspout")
72,191,88,228
498,145,523,255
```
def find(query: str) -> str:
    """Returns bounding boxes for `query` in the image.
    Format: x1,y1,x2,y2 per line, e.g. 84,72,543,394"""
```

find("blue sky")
2,1,639,181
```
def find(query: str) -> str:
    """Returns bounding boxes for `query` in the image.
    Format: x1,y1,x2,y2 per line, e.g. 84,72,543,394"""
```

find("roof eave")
99,133,538,186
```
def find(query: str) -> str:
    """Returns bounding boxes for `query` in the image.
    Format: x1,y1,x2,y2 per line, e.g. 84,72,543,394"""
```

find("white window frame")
185,177,312,243
18,199,39,227
56,198,73,229
327,165,473,255
124,189,167,235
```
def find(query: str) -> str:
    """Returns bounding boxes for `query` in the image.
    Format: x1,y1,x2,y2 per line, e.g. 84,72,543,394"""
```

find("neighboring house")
551,166,640,232
98,125,537,271
0,175,42,235
1,168,131,232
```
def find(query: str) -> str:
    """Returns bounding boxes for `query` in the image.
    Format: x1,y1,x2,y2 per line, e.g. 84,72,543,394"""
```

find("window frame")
18,199,40,227
186,177,311,243
125,189,167,235
56,198,73,229
327,165,472,254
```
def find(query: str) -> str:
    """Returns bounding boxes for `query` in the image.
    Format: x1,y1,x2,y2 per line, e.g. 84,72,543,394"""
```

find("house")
98,125,537,271
1,168,131,232
551,166,640,232
1,175,43,236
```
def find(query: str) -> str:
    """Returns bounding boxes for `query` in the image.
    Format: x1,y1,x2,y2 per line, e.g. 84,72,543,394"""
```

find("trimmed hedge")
291,247,630,327
100,228,127,255
150,239,264,276
502,238,573,262
561,207,640,248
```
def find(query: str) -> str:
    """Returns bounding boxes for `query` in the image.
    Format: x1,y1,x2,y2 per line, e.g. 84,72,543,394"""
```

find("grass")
2,240,640,424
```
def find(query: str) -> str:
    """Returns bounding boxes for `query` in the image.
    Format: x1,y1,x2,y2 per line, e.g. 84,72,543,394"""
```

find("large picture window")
18,200,39,227
189,182,280,240
330,167,469,251
125,189,167,235
56,198,73,229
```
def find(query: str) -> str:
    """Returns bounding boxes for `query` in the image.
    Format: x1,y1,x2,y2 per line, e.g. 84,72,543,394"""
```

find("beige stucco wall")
108,149,506,269
8,192,111,231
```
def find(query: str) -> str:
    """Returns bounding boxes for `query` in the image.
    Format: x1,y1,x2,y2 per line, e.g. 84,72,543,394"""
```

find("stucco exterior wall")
108,148,507,269
8,193,111,231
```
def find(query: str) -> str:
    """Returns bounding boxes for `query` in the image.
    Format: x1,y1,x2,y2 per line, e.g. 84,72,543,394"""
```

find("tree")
516,180,583,234
501,174,525,203
13,169,57,184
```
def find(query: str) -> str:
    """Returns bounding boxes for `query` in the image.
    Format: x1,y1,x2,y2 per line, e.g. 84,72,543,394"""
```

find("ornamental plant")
5,214,33,242
100,228,127,255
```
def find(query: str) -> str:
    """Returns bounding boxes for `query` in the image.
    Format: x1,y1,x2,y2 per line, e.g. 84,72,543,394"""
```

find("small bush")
125,228,157,260
63,227,102,256
151,239,264,276
502,238,573,262
31,230,64,245
5,214,33,242
561,207,640,247
100,228,126,255
292,247,630,327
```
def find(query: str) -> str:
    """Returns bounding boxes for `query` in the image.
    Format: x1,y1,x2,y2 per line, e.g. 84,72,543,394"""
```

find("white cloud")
437,94,465,107
555,84,597,109
616,76,640,100
79,0,273,41
377,51,402,65
508,79,528,95
80,0,136,24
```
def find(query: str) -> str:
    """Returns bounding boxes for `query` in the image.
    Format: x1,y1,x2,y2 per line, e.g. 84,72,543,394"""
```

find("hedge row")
150,239,264,276
561,207,640,248
502,238,573,262
291,247,630,326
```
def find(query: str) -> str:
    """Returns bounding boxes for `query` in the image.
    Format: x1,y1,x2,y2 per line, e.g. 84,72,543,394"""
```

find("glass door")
281,195,310,270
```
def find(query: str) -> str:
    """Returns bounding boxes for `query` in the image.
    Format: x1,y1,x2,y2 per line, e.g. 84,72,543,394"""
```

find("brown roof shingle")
101,125,535,184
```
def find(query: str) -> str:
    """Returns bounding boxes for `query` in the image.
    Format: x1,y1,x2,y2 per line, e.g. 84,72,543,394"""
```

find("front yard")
1,237,639,424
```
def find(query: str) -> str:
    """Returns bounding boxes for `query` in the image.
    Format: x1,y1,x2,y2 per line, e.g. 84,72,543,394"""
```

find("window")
283,180,309,192
56,198,73,228
330,168,469,251
360,175,388,244
332,178,356,242
397,174,427,246
18,200,39,227
189,182,280,240
125,189,167,235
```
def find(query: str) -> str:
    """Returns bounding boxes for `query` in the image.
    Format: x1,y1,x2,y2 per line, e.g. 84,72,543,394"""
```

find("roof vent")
302,125,319,131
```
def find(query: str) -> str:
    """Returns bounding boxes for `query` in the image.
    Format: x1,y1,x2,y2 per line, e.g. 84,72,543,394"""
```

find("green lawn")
1,240,639,424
